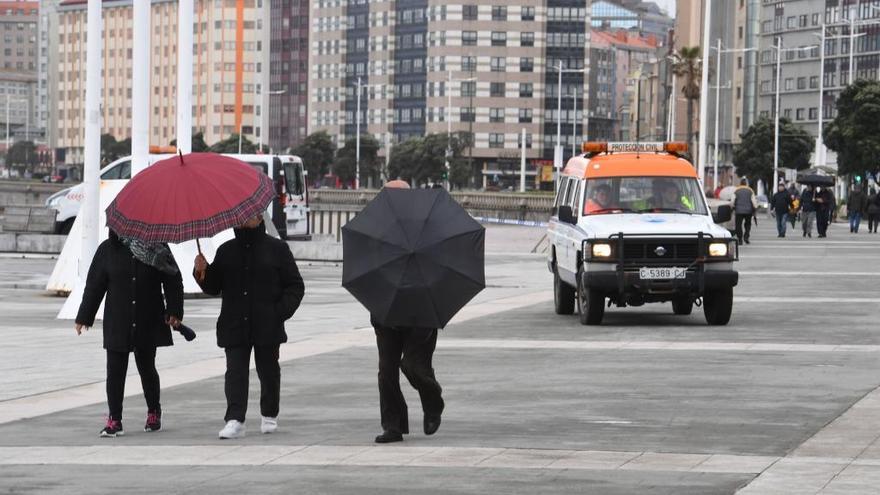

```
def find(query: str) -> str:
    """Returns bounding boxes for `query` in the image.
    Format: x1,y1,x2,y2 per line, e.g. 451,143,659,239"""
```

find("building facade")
591,0,674,40
1,1,40,146
308,0,591,188
269,0,309,151
55,0,273,164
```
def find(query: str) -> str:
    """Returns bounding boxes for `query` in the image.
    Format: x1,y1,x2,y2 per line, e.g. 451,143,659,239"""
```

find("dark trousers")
775,212,787,236
224,344,280,423
735,214,752,243
106,348,160,421
868,214,880,232
375,327,444,434
817,208,830,236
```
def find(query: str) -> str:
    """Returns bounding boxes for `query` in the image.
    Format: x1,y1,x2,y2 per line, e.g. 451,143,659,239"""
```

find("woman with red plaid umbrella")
75,229,184,437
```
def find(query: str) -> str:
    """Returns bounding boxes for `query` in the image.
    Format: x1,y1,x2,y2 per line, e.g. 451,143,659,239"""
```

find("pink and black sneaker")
144,410,161,432
100,418,124,438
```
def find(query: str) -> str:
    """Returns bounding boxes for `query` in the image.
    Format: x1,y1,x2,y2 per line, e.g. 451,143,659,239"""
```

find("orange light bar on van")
149,145,178,154
582,142,608,153
663,142,689,153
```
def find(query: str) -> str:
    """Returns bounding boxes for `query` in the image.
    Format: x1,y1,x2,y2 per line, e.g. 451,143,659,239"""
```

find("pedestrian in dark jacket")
733,178,757,244
194,215,304,439
815,187,833,237
371,179,444,444
771,183,793,237
867,189,880,233
801,186,816,237
75,229,184,437
847,185,868,233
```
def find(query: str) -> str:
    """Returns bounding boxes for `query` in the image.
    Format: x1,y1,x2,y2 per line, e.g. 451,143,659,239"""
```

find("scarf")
119,236,179,275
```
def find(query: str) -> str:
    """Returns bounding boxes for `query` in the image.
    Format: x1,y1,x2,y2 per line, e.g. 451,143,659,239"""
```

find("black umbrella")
797,169,835,187
342,188,485,329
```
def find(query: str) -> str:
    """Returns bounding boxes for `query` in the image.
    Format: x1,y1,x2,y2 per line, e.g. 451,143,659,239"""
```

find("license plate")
639,267,686,280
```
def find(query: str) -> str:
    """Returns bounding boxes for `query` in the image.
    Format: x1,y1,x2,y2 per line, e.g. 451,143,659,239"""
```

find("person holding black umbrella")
801,185,816,238
815,186,833,238
342,179,485,444
75,229,184,437
194,214,305,439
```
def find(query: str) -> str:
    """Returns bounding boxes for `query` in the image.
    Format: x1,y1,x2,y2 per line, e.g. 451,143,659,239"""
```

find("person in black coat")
371,179,445,444
771,183,793,237
76,229,184,437
194,216,304,439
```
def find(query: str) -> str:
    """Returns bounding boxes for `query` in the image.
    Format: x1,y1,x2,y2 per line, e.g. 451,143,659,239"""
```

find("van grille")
620,240,700,263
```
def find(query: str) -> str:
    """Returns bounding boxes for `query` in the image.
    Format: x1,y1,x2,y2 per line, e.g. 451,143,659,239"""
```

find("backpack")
789,197,800,215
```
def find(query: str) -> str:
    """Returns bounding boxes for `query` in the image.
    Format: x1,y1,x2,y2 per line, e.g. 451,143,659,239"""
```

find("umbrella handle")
196,238,202,256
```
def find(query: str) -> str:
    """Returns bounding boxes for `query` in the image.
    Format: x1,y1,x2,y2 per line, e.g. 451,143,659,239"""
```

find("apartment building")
1,1,40,144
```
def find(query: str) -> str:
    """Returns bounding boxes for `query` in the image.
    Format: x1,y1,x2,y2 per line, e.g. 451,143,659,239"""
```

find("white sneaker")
219,420,246,439
261,416,277,434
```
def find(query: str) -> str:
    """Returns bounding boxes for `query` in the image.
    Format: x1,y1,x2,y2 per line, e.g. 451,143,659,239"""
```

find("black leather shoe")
423,414,441,436
374,430,403,444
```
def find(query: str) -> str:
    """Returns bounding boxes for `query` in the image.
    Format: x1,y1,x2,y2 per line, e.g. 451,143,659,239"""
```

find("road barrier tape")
473,217,549,228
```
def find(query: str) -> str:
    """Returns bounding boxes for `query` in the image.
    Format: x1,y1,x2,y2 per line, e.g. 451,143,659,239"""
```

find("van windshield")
284,161,305,196
583,177,707,216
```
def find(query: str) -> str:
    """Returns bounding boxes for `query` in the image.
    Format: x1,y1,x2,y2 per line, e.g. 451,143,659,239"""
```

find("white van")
46,153,309,239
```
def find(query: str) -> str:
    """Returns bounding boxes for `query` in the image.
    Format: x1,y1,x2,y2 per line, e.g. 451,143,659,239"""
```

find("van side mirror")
713,205,732,224
558,206,576,224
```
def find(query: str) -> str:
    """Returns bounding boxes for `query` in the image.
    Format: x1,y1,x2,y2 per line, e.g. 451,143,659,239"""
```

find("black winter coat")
197,223,305,348
76,232,184,352
771,191,792,214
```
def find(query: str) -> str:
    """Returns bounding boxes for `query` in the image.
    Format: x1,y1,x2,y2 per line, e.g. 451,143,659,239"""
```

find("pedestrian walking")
194,215,305,439
847,185,868,233
342,180,485,444
867,189,880,233
801,185,816,238
75,229,184,437
815,186,833,238
733,178,757,245
771,183,793,237
788,183,800,229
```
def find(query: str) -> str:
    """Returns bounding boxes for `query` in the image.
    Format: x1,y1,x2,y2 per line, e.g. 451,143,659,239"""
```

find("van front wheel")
577,269,605,325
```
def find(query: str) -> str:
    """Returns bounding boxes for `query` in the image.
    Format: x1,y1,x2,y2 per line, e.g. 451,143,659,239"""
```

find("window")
797,77,806,90
810,76,819,89
489,133,504,148
490,82,505,97
809,108,818,120
491,6,506,21
461,56,477,72
786,16,795,29
462,31,477,46
463,5,477,20
796,108,805,120
799,15,808,27
460,107,475,122
519,83,533,97
812,13,820,26
521,32,534,47
490,108,504,123
521,6,535,21
520,58,534,72
491,31,506,46
784,78,793,91
461,81,476,97
518,108,533,123
490,57,506,72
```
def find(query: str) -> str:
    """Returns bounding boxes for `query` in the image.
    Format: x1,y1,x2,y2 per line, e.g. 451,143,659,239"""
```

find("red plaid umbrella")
105,152,275,244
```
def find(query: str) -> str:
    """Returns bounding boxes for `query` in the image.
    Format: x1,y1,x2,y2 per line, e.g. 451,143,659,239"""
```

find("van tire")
704,288,733,325
553,269,575,315
672,297,693,315
577,269,605,325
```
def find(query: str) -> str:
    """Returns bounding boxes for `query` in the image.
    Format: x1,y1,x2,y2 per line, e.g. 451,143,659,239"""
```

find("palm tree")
671,46,702,150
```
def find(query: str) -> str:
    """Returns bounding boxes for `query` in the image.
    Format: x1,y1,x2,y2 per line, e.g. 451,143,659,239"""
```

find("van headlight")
591,243,612,258
708,242,729,257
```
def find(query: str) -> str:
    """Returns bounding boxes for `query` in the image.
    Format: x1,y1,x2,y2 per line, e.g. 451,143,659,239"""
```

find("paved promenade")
1,220,880,493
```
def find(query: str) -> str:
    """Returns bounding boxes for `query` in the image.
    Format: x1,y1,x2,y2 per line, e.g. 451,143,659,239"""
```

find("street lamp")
709,40,755,189
772,38,818,188
446,70,476,190
549,62,584,188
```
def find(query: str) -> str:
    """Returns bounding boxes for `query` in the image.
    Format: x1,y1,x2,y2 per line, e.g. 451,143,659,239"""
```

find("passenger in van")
650,180,694,211
584,184,615,214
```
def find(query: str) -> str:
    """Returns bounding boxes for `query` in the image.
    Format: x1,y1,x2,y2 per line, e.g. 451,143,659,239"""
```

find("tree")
292,131,336,180
6,140,38,175
333,134,380,186
671,46,702,150
209,134,265,154
733,116,813,186
824,79,880,177
386,133,471,187
170,131,210,152
101,134,120,165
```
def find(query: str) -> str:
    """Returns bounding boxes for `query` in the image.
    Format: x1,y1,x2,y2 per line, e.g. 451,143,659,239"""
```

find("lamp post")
354,77,366,190
773,38,818,188
709,39,754,189
549,62,584,188
696,0,712,182
446,70,475,190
